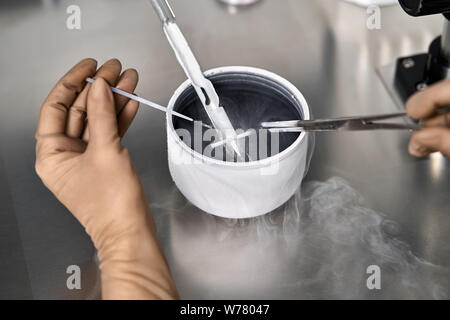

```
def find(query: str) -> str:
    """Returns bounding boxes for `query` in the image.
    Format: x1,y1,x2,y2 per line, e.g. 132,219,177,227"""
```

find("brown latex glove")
406,80,450,157
35,58,178,299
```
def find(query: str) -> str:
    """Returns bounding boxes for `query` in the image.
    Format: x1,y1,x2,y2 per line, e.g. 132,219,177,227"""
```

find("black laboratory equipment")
395,0,450,101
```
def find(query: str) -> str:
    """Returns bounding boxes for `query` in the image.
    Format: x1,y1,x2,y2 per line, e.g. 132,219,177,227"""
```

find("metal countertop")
0,0,448,299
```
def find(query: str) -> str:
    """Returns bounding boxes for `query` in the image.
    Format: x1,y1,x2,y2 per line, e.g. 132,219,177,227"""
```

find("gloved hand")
406,80,450,157
35,58,178,299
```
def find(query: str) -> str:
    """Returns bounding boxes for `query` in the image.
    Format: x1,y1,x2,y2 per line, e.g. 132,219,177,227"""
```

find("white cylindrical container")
166,66,311,219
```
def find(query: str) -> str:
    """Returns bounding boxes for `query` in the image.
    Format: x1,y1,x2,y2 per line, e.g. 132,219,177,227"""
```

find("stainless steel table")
0,0,448,299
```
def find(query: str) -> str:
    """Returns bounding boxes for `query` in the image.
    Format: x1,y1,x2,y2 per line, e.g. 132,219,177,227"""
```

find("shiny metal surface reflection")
0,0,448,299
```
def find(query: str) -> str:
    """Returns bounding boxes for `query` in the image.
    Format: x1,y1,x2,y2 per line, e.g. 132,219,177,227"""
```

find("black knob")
399,0,450,16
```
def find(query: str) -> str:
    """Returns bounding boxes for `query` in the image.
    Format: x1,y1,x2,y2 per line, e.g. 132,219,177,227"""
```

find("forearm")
94,209,179,300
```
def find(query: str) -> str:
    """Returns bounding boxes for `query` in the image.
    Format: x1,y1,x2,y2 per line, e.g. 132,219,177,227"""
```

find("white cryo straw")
85,77,210,128
208,130,255,149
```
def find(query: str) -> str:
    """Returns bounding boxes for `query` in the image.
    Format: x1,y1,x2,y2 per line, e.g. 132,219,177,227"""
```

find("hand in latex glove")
35,58,178,299
406,80,450,157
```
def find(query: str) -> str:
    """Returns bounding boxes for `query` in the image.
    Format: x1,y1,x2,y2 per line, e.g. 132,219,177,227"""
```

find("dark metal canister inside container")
172,69,304,161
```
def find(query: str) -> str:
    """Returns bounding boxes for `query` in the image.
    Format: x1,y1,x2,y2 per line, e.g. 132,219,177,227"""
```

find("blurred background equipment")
395,0,450,101
344,0,397,6
218,0,261,5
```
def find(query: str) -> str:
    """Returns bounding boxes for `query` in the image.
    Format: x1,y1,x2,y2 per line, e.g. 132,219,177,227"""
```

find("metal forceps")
261,112,422,133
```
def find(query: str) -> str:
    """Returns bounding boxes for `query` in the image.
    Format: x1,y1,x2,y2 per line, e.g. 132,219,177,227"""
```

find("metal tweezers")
261,112,421,132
